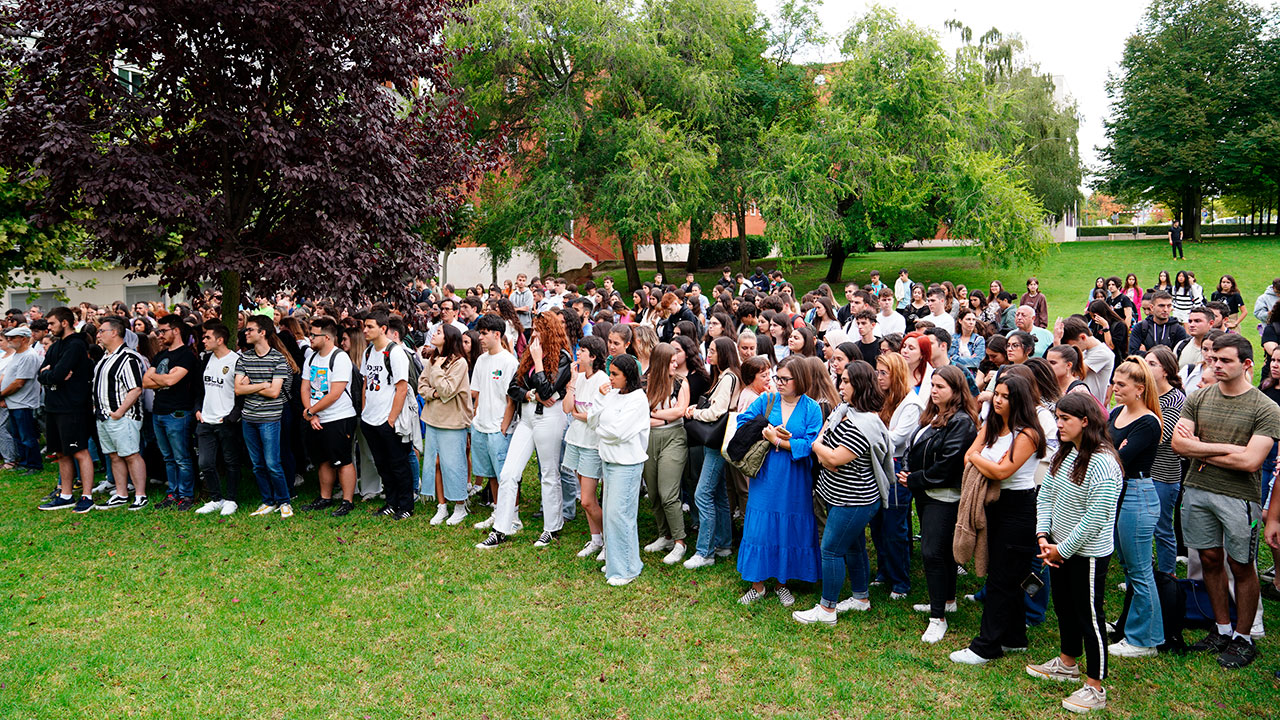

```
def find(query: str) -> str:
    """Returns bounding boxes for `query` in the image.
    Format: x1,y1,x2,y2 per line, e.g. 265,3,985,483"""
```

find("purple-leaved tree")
0,0,490,337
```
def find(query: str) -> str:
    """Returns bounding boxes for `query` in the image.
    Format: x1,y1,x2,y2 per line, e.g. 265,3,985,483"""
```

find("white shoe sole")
446,513,468,526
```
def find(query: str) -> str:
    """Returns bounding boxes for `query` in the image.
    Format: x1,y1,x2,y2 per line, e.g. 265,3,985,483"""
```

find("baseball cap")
4,326,32,337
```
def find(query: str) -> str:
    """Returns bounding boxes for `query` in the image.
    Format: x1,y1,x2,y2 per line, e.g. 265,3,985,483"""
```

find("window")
117,68,144,95
125,284,165,306
7,289,62,312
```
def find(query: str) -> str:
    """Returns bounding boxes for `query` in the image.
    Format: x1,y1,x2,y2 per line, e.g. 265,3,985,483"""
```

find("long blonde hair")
876,352,911,426
1114,355,1163,432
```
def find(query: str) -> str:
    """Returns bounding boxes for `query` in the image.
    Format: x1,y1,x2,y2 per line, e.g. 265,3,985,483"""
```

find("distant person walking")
1168,220,1184,260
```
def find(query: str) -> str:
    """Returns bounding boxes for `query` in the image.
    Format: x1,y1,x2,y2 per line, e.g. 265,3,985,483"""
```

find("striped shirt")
92,346,145,421
1036,448,1123,559
234,347,290,422
816,418,879,507
1151,387,1186,484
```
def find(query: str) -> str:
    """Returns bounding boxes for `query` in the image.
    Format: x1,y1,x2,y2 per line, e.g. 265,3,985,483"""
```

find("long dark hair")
1087,299,1122,326
843,360,883,414
437,323,466,371
1050,392,1117,486
611,353,642,394
982,374,1046,458
672,334,709,386
1024,357,1061,404
919,365,977,429
1146,345,1183,391
708,336,741,387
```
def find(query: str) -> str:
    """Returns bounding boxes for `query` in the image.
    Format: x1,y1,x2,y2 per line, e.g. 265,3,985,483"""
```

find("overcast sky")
757,0,1158,185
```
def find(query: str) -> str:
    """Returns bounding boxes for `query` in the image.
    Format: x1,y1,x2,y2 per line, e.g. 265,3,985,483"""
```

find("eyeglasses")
309,332,326,338
1007,342,1023,349
776,375,794,384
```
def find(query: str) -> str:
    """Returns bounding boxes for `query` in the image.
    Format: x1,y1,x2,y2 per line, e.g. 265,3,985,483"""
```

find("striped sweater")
1036,448,1123,559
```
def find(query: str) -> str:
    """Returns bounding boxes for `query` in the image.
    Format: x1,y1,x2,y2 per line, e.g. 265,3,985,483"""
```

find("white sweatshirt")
587,389,651,465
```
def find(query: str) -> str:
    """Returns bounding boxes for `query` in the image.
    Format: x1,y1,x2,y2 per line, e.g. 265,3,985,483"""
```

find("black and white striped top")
1151,387,1186,484
92,346,145,421
816,418,879,507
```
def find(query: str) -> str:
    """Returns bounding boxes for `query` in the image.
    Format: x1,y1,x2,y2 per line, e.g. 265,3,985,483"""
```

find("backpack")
305,347,355,403
363,341,421,393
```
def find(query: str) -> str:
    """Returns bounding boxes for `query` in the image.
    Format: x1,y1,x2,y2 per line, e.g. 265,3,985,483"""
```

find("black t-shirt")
1170,226,1182,243
1263,385,1280,408
1211,291,1244,316
151,346,201,414
1263,324,1280,348
857,339,882,364
1107,408,1161,479
1107,293,1135,320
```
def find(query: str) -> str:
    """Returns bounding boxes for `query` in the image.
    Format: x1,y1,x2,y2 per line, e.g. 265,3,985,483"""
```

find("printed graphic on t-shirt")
310,364,330,400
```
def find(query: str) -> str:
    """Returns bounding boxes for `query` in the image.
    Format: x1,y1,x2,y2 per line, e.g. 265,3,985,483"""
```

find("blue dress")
736,393,823,584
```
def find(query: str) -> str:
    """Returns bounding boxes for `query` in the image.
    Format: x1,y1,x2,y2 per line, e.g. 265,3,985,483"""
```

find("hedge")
1077,224,1265,237
696,235,771,268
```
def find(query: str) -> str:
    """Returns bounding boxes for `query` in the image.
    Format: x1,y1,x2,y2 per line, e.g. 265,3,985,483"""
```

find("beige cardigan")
418,357,474,429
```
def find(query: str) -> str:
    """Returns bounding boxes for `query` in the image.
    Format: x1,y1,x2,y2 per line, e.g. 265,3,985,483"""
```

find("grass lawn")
1,463,1278,719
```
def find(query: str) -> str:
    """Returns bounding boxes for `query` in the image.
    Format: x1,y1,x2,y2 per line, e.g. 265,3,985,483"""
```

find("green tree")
0,167,90,298
1100,0,1264,241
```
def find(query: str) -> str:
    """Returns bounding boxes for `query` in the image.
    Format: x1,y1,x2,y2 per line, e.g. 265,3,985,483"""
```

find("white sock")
1233,631,1252,642
591,533,603,544
59,493,72,500
437,503,446,510
1217,623,1233,636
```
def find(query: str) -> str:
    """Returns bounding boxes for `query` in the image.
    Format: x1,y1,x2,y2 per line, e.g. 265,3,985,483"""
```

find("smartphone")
1020,573,1045,597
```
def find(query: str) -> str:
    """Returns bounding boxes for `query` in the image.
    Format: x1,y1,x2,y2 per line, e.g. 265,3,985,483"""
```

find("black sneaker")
533,530,559,547
372,504,394,517
1217,636,1258,669
128,496,150,511
330,500,354,517
44,487,61,502
302,497,337,511
38,495,76,511
155,493,178,509
175,497,196,512
393,509,413,520
72,496,95,514
1261,582,1280,603
96,494,129,510
1189,631,1231,654
476,531,507,549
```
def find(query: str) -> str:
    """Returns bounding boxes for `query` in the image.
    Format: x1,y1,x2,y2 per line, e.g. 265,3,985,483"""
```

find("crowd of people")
3,263,1280,714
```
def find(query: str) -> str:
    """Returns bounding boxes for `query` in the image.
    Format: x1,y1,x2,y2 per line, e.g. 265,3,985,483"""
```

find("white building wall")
6,268,172,311
438,238,596,287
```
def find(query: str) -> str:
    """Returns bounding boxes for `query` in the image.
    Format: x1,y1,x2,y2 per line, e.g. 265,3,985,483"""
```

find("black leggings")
1050,554,1111,681
916,495,959,618
970,488,1037,658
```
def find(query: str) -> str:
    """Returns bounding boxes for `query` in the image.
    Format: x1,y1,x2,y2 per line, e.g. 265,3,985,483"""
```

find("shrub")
696,235,771,268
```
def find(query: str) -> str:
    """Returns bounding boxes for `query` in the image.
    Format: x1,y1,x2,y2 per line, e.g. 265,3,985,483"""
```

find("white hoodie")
587,389,651,465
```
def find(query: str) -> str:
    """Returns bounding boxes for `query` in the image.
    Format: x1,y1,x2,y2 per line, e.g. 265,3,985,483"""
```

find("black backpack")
363,341,422,392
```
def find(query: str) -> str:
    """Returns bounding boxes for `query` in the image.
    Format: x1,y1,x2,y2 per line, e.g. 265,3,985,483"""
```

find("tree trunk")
651,229,666,280
490,254,498,287
620,235,642,293
685,213,704,273
441,246,450,286
736,204,749,272
824,237,847,284
1184,182,1203,242
220,269,241,351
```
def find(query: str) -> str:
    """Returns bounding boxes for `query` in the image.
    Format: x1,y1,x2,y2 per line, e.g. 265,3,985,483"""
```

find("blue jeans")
6,407,41,470
153,412,196,498
242,420,290,506
558,424,578,522
870,481,912,594
1262,441,1278,507
423,426,468,502
1153,481,1182,575
819,501,881,608
602,461,644,581
693,447,731,558
1116,478,1164,647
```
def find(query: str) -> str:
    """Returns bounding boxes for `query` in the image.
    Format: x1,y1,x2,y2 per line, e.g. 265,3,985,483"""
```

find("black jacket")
1129,317,1188,355
508,348,573,416
904,412,978,494
37,332,94,414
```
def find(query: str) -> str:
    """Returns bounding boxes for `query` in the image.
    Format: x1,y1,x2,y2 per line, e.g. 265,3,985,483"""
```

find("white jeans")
494,402,568,535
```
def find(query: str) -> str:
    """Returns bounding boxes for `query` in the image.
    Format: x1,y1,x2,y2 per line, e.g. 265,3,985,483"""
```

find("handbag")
686,374,737,448
722,393,775,479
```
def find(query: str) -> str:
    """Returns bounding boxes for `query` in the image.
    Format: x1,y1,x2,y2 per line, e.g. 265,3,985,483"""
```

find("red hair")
903,331,932,386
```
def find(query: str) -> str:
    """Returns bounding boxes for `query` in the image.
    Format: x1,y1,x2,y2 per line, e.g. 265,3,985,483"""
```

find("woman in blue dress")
736,355,824,607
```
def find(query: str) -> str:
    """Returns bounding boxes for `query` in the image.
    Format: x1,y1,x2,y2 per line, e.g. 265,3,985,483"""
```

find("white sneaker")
1107,639,1156,658
429,504,449,525
683,554,715,569
1116,581,1128,592
713,547,733,558
889,591,908,600
577,540,603,558
949,648,989,665
279,503,294,519
913,601,957,614
643,537,674,553
220,501,238,516
792,605,837,626
607,576,636,586
662,543,687,565
195,500,224,515
962,594,977,603
473,514,495,530
595,547,606,562
834,597,871,613
511,518,523,534
249,504,278,516
446,504,468,526
921,618,948,644
92,480,112,494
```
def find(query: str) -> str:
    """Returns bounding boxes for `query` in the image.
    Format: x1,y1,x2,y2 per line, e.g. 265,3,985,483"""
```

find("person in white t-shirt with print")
561,335,612,559
361,311,416,519
300,317,359,517
195,322,242,516
471,315,519,531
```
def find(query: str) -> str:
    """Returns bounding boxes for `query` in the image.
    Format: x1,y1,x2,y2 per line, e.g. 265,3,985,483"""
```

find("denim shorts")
470,427,510,478
562,442,602,480
97,416,142,457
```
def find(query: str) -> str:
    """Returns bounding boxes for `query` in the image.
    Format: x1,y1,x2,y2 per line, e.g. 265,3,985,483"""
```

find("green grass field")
5,236,1280,718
